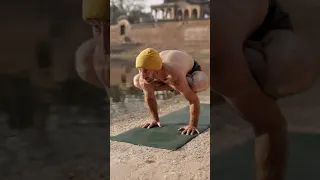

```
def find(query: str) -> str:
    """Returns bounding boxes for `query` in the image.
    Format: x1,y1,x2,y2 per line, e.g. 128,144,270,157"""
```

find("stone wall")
110,19,210,51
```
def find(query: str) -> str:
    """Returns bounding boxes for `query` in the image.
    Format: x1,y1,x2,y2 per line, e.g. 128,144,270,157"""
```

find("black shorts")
187,60,202,75
249,0,293,41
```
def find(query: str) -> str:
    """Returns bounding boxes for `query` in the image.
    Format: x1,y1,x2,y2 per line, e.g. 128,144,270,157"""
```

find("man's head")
136,48,162,83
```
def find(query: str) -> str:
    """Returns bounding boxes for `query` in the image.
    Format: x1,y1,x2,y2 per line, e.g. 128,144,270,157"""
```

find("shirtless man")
75,0,109,93
133,48,209,135
212,0,317,179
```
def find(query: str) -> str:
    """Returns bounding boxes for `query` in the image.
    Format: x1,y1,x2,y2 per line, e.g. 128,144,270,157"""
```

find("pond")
109,83,179,120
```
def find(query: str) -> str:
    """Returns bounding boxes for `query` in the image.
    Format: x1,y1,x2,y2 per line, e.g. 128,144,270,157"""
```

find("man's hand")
140,120,161,129
178,125,199,135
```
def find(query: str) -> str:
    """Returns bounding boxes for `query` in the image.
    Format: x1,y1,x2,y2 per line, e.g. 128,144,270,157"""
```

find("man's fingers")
178,127,199,135
187,129,191,135
181,129,187,135
142,123,149,128
141,122,162,129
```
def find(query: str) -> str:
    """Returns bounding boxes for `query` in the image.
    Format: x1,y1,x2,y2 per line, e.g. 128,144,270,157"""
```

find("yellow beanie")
82,0,109,21
136,48,162,70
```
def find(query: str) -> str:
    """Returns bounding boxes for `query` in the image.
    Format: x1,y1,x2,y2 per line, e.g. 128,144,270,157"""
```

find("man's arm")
92,21,110,89
141,82,159,122
174,76,200,127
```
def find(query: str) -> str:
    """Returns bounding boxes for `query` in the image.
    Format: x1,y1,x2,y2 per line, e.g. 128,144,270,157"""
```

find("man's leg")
75,38,105,89
186,61,209,93
245,30,317,99
187,71,209,93
133,74,142,89
212,0,288,179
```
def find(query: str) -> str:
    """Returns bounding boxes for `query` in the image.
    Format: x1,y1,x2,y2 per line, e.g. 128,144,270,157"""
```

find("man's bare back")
159,50,194,75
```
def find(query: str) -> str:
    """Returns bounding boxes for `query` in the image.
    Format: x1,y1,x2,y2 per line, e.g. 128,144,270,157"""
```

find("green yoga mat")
110,103,210,150
212,132,320,180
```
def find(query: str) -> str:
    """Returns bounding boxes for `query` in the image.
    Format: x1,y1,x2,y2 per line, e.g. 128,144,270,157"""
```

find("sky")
143,0,164,12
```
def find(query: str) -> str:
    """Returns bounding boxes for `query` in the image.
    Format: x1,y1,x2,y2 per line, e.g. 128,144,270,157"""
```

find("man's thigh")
75,38,104,88
212,0,268,97
187,71,209,93
246,30,318,98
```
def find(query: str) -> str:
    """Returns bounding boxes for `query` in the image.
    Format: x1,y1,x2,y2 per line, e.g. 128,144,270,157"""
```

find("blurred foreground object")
76,0,110,91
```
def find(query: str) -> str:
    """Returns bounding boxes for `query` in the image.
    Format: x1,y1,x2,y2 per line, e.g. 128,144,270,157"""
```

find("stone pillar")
163,8,167,19
159,9,164,19
181,10,184,21
166,8,171,19
169,8,174,19
154,9,158,20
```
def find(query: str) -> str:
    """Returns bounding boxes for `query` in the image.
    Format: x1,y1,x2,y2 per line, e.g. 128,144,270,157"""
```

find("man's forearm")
229,93,288,180
188,99,200,127
145,97,159,121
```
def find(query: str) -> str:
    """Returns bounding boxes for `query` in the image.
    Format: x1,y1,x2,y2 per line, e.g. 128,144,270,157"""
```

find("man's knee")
262,30,317,95
75,39,105,88
75,38,95,75
244,47,267,85
263,30,316,67
187,71,209,93
133,74,142,89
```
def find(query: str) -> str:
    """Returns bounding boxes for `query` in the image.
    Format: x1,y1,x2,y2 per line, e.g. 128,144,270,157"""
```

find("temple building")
150,0,210,20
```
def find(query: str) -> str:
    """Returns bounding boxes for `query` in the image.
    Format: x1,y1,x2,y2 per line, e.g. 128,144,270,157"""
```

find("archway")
191,9,197,19
184,9,189,20
177,9,183,20
158,9,163,19
167,8,171,19
152,9,157,20
120,24,125,35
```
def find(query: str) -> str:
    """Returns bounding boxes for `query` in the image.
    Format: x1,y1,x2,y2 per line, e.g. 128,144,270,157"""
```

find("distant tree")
110,0,147,23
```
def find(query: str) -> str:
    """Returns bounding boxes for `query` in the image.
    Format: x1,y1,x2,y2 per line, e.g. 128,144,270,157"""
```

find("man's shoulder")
139,80,155,92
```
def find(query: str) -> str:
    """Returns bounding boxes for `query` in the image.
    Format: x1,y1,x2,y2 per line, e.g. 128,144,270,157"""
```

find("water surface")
109,83,179,120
